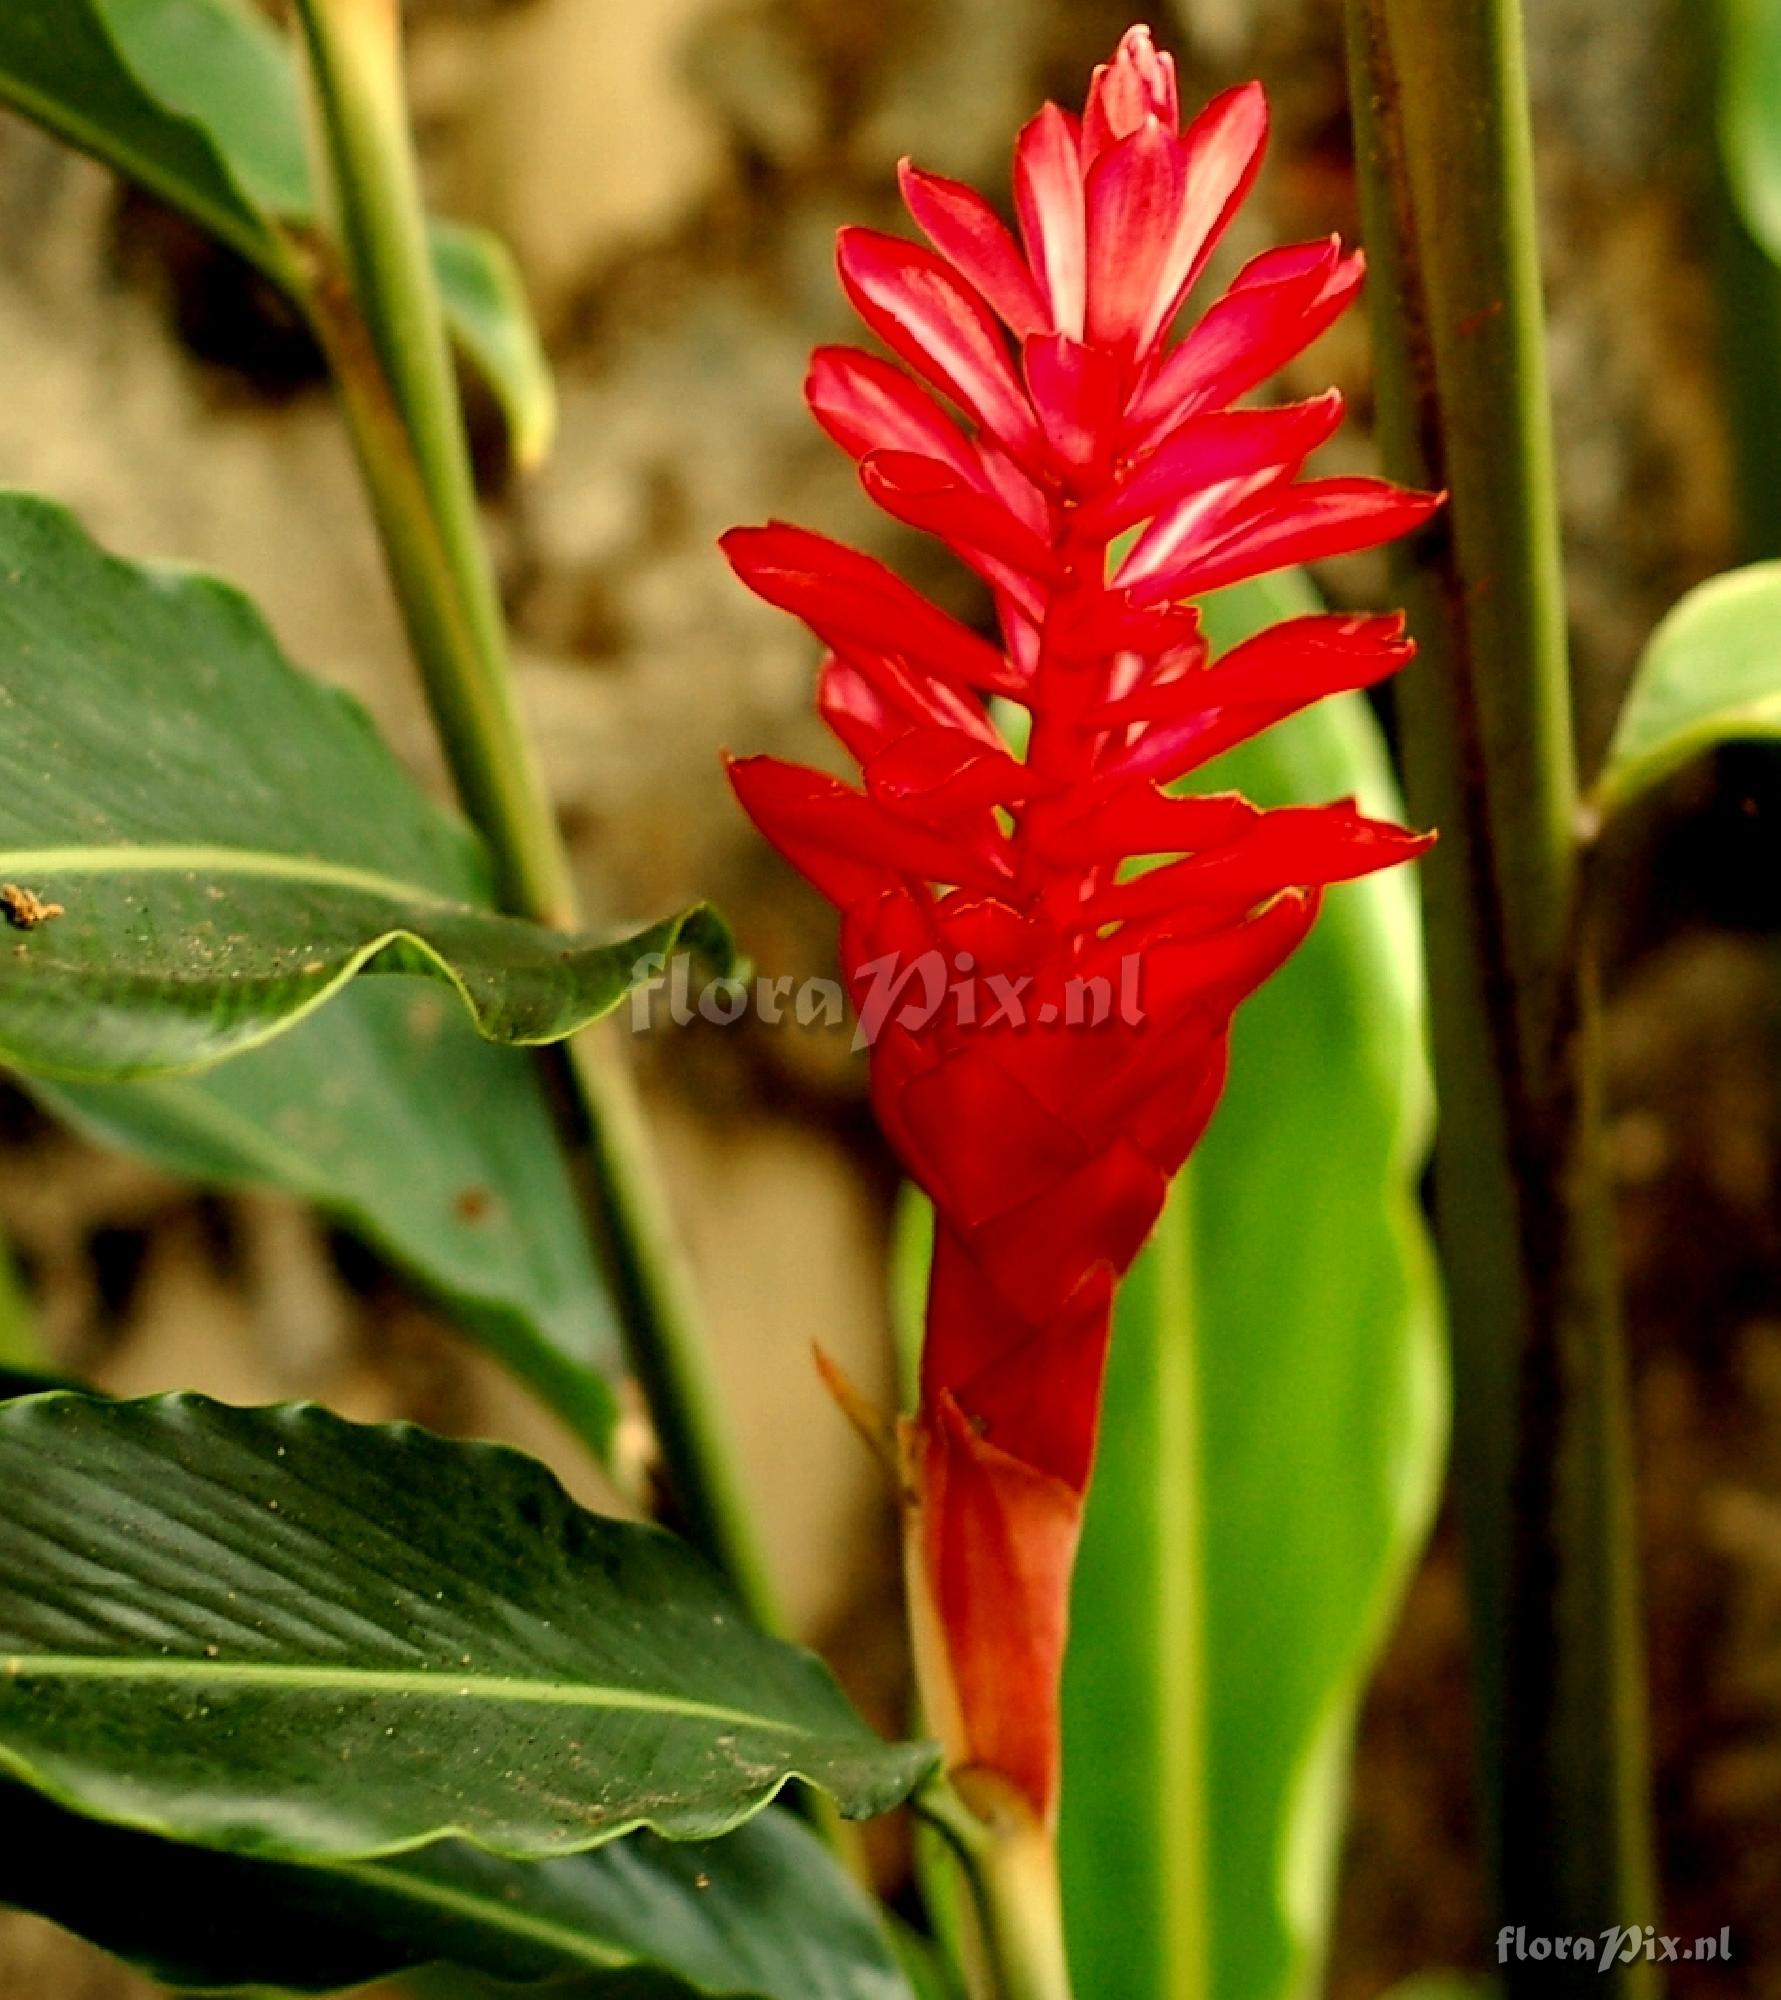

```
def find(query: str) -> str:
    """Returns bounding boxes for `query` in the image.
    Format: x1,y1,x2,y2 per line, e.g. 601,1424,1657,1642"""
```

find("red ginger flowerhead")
723,23,1438,1830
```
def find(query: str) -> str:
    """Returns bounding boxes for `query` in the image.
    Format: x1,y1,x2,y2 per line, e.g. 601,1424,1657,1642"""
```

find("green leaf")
1589,561,1781,819
1059,573,1447,2000
0,0,274,268
427,220,558,472
0,0,555,463
0,1784,912,2000
32,980,624,1457
1721,0,1781,262
0,1240,40,1372
0,1391,935,1863
0,491,726,1081
95,0,311,218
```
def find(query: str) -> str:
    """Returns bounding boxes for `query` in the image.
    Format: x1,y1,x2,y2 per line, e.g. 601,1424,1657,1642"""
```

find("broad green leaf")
427,221,558,471
0,1784,911,2000
1060,573,1446,2000
97,0,309,217
33,980,624,1457
0,0,272,268
0,0,555,463
0,491,725,1080
1589,562,1781,819
0,1391,935,1862
1721,0,1781,263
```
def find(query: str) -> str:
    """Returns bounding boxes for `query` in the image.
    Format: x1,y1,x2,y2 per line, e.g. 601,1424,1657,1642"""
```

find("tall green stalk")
1341,0,1658,1980
288,0,778,1631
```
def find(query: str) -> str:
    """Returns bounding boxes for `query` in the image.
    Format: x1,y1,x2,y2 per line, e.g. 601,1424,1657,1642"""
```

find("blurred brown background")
1,0,1777,1993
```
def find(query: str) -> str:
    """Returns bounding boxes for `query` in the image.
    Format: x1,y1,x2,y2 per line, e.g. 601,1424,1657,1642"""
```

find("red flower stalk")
723,24,1437,1834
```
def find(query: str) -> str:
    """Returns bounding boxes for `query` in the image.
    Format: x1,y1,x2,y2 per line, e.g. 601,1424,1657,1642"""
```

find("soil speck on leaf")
1,884,64,930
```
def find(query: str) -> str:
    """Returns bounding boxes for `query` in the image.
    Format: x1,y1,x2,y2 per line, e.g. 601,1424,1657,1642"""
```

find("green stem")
919,1780,1075,2000
290,0,565,924
288,0,779,1631
564,1032,777,1618
1152,1176,1209,2000
1342,0,1658,1983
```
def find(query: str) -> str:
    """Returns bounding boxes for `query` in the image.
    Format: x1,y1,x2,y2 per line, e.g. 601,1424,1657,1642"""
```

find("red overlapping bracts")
723,24,1438,1829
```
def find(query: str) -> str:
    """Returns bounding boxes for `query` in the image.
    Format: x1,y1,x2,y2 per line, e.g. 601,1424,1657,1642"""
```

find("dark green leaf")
34,980,624,1456
0,0,555,460
0,492,727,1080
0,0,273,267
426,221,558,472
1059,575,1446,2000
0,1785,911,2000
1590,561,1781,819
97,0,310,217
0,1391,935,1861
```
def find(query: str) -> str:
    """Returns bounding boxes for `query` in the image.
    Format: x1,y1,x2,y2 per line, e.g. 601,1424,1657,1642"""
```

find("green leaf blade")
1591,561,1781,819
34,979,625,1456
0,0,278,272
0,0,556,459
1,1786,913,2000
0,1392,934,1864
1720,0,1781,262
428,220,559,472
1060,573,1447,2000
0,492,722,1079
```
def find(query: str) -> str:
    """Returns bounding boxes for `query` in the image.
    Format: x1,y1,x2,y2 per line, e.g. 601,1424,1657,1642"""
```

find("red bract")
724,23,1438,1832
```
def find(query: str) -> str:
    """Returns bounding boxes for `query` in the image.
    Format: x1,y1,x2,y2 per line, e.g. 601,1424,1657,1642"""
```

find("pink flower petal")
860,450,1057,579
1025,783,1262,867
805,345,977,475
722,521,1028,697
1087,391,1343,536
1115,465,1298,590
900,160,1049,339
1085,118,1187,353
817,649,1004,764
1082,24,1179,163
1136,81,1269,353
864,725,1042,818
1023,333,1124,478
1128,237,1365,439
1124,478,1443,603
1014,104,1087,340
837,228,1043,464
1080,803,1435,925
728,754,1015,894
1086,613,1416,785
726,754,896,907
